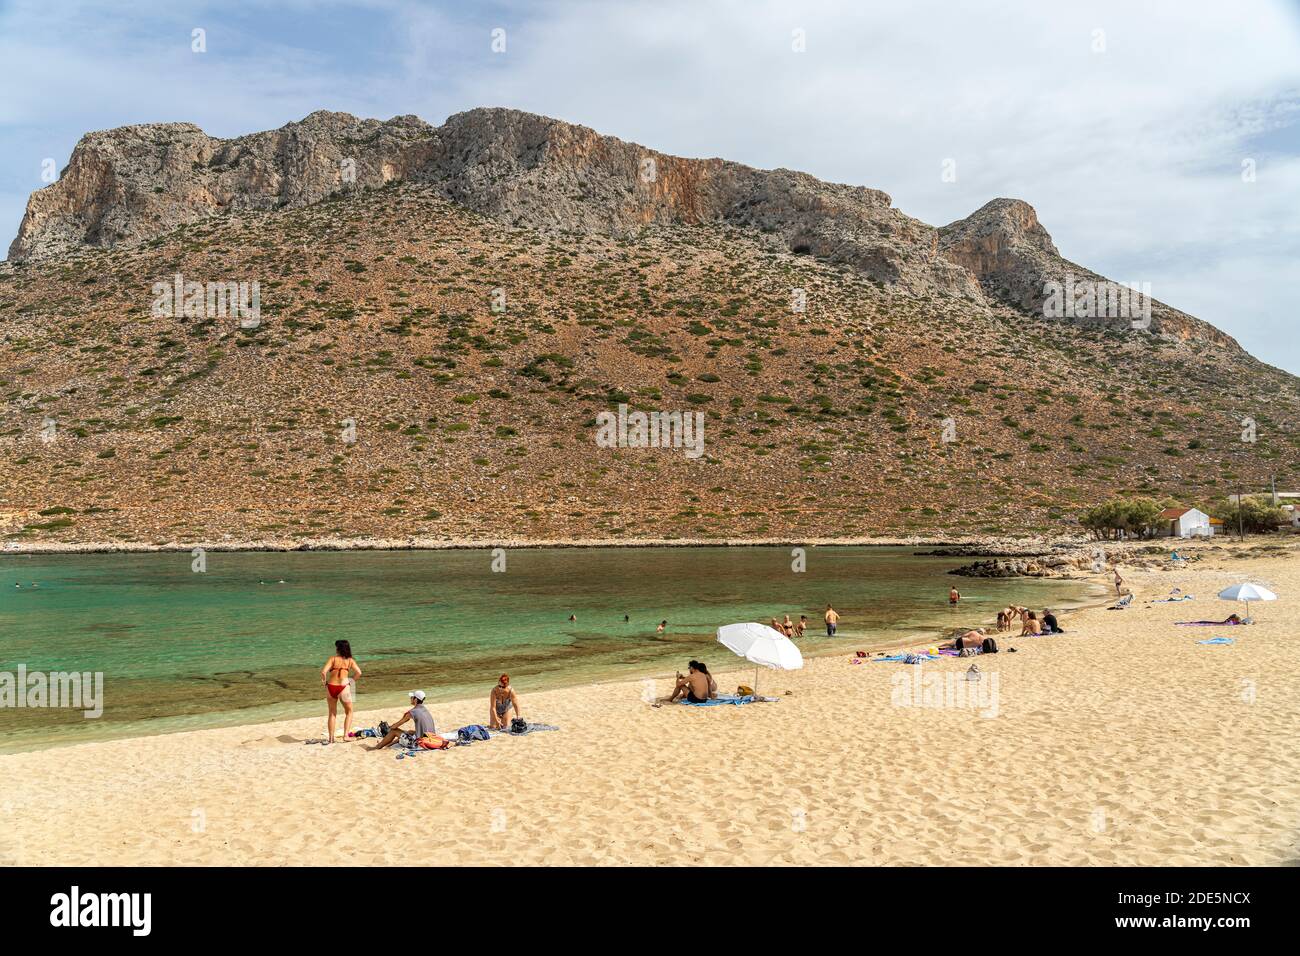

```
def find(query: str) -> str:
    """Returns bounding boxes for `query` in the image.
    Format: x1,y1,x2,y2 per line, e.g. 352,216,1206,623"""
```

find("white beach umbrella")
1218,583,1277,617
716,622,804,695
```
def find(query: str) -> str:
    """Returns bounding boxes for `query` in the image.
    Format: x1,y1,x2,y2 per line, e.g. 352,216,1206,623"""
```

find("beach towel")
394,742,451,758
871,653,940,664
679,695,757,707
1152,595,1195,603
1176,619,1251,626
490,723,562,734
1196,637,1235,645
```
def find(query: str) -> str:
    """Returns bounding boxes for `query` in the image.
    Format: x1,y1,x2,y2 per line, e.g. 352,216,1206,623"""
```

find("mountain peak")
4,108,1233,349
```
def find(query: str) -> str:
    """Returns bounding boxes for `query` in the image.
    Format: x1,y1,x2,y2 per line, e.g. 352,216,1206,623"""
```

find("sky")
2,0,1298,371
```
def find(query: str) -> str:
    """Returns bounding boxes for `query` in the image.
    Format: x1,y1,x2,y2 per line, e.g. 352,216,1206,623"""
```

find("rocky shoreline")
2,533,1097,556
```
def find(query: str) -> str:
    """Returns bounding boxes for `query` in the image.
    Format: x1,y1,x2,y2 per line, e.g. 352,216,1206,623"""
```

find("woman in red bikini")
320,639,362,743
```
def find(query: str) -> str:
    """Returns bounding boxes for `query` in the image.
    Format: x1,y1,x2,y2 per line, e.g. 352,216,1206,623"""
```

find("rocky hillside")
1,110,1296,546
10,108,1235,346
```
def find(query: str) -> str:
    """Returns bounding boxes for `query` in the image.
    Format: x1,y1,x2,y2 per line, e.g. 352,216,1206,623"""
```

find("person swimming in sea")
320,639,362,743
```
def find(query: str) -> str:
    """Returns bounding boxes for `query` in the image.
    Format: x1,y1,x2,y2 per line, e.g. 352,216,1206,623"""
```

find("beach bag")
981,637,999,654
457,725,491,742
378,720,391,736
510,717,528,735
959,646,981,657
737,684,755,696
418,735,449,750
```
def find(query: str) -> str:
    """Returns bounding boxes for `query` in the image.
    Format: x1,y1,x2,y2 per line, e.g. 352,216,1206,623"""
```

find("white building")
1158,507,1214,538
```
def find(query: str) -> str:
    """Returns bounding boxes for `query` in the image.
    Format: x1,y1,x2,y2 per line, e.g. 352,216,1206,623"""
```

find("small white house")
1158,507,1214,538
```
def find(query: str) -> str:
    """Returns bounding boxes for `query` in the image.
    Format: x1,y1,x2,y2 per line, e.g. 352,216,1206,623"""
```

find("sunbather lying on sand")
1178,614,1247,626
939,628,986,651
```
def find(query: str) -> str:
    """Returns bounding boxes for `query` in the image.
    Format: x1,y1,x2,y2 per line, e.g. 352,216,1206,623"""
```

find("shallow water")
0,546,1099,751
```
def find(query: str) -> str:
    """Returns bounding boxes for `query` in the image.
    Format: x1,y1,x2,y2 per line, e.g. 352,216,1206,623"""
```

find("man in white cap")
369,690,437,750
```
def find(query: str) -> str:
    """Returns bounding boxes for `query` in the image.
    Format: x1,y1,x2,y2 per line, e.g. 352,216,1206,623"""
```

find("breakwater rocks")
948,550,1102,578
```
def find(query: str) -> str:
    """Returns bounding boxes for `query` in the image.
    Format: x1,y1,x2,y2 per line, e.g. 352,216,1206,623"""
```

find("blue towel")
872,653,939,664
680,695,756,707
1196,637,1235,645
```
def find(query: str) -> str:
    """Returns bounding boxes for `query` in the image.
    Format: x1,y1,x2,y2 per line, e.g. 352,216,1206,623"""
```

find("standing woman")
321,639,362,743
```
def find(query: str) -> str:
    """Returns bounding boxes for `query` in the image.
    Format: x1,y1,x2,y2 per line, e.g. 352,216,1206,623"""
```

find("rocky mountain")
9,109,1233,347
1,109,1295,547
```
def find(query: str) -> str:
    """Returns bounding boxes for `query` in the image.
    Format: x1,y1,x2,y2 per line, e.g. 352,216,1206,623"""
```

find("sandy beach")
3,539,1297,867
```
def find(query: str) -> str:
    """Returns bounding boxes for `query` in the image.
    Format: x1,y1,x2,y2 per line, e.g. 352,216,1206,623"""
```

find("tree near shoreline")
1082,495,1290,539
1078,497,1169,540
1207,496,1289,535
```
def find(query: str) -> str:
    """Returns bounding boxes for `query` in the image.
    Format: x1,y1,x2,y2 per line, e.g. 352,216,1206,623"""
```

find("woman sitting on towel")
695,660,718,698
1020,611,1043,636
669,661,713,704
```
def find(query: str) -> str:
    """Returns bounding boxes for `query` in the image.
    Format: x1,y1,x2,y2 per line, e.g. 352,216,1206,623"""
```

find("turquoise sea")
0,546,1100,751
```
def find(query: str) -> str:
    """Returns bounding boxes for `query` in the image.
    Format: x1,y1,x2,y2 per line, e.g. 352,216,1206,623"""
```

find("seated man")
1042,609,1063,634
668,661,713,703
489,673,521,730
369,690,437,750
